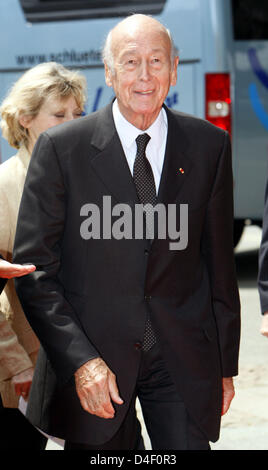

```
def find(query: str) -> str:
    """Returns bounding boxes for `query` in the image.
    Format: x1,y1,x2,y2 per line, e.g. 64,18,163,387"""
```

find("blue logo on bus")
248,48,268,131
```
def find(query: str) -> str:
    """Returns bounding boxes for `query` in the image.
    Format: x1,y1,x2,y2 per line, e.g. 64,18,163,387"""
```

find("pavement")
46,225,268,451
211,225,268,450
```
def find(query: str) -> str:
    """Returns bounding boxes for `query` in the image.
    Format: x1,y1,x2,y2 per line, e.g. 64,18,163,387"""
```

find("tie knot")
136,133,151,154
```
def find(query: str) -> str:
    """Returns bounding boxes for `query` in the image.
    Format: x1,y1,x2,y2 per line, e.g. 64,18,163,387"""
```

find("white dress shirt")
112,99,168,194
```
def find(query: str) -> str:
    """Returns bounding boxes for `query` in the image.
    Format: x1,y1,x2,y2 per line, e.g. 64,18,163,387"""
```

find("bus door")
231,0,268,224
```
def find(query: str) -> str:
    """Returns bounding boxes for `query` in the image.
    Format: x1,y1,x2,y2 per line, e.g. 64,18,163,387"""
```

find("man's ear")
170,56,179,87
104,64,113,88
19,114,32,129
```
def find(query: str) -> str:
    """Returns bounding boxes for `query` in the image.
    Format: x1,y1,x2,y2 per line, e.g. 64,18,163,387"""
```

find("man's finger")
80,398,114,419
108,372,124,405
221,377,235,415
96,380,115,417
79,391,115,419
222,396,232,415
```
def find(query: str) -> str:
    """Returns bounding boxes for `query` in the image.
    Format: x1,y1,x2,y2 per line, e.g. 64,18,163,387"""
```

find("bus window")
19,0,167,23
232,0,268,40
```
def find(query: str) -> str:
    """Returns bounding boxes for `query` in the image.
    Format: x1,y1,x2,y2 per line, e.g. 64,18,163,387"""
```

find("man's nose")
139,61,151,81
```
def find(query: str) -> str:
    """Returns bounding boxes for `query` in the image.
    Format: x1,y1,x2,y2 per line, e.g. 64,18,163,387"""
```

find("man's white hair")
102,15,178,75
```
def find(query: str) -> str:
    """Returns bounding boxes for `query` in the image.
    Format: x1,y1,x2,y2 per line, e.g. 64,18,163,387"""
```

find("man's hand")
11,367,34,401
0,259,36,279
74,357,124,419
260,312,268,338
222,377,235,415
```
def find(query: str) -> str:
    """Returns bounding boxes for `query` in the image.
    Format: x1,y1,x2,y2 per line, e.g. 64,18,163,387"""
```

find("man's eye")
125,58,137,66
55,114,64,118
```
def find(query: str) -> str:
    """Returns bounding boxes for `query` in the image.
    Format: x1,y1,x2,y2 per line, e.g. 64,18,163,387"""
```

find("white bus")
1,0,268,245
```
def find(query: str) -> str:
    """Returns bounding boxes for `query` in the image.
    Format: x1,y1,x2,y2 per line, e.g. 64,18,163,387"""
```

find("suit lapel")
157,106,194,205
90,103,194,208
90,103,139,205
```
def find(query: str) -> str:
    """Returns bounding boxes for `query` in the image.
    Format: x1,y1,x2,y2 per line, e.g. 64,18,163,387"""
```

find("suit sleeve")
13,133,100,384
258,176,268,314
201,131,241,378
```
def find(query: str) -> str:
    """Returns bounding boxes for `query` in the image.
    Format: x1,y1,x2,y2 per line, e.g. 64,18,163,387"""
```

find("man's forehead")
118,44,169,57
112,29,171,57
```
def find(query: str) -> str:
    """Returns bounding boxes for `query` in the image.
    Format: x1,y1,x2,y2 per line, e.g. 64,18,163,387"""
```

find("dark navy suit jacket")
14,103,240,445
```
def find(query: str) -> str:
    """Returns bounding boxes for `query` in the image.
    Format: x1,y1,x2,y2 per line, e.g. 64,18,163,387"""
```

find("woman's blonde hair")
0,62,87,149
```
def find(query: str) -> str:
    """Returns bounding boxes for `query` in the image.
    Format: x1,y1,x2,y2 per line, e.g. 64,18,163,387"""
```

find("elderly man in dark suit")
13,14,240,450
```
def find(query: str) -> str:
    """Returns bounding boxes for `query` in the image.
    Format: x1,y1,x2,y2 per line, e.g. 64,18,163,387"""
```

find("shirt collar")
112,99,167,150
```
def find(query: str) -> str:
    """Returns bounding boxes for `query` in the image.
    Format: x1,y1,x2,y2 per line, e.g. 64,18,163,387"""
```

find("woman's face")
23,94,83,153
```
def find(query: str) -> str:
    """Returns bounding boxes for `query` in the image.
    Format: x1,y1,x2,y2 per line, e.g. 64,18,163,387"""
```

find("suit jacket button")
134,342,142,350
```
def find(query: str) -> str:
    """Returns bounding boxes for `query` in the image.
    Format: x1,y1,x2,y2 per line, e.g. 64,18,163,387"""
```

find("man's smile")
135,90,154,95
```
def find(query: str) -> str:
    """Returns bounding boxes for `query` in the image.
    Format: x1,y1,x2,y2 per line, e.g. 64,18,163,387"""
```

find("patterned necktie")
133,134,157,207
133,133,157,352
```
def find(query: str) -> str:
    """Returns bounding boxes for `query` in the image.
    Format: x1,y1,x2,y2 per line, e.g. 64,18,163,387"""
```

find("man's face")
105,22,178,129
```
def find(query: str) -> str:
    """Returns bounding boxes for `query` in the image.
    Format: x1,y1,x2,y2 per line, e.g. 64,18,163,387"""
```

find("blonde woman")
0,62,87,449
